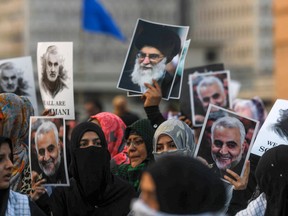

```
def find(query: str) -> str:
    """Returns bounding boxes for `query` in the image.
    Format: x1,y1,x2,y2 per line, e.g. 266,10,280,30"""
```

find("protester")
131,155,226,215
0,136,46,215
232,97,267,127
152,119,196,160
112,95,139,126
142,79,192,129
236,145,288,216
111,119,154,194
83,97,103,121
49,122,135,216
89,111,130,166
0,93,34,193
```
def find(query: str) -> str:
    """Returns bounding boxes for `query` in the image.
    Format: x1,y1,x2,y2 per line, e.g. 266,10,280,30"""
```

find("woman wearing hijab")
152,119,196,160
0,93,34,193
89,112,129,165
236,144,288,216
111,119,154,194
0,136,46,215
49,122,135,216
131,155,226,216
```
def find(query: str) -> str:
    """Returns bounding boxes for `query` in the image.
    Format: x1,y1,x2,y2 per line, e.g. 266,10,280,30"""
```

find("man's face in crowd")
0,69,18,93
211,126,243,170
46,53,60,82
37,129,61,176
199,82,226,111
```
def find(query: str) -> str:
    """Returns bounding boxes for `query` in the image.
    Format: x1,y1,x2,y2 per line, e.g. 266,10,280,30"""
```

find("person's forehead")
157,134,173,143
128,134,142,139
140,46,162,55
2,69,16,76
81,131,99,138
47,53,60,62
38,130,57,143
214,126,241,140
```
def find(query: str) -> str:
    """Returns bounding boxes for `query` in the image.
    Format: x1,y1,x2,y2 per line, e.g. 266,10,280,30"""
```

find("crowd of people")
0,74,287,216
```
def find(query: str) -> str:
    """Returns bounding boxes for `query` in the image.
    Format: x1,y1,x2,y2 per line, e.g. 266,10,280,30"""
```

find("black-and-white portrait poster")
29,116,69,186
195,104,259,182
0,56,39,115
251,99,288,157
37,42,75,120
189,70,232,127
117,18,189,100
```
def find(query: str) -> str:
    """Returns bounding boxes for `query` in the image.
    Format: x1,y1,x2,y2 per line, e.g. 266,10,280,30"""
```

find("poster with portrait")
179,64,225,122
117,18,189,100
189,70,232,127
194,104,259,182
127,39,191,99
37,42,75,120
0,56,39,115
251,99,288,157
29,116,69,186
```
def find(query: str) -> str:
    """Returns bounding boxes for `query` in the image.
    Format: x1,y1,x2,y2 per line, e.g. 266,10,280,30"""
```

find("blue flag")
82,0,125,41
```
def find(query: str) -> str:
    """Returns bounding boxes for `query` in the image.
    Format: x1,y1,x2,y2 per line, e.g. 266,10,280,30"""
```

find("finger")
178,116,186,121
152,79,161,92
144,82,154,89
243,160,250,178
35,178,46,186
226,169,240,180
31,171,40,183
223,175,235,184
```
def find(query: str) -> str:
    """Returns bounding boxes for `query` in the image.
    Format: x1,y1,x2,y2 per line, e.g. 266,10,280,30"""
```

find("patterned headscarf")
0,93,33,191
90,112,126,158
153,119,196,157
20,96,35,141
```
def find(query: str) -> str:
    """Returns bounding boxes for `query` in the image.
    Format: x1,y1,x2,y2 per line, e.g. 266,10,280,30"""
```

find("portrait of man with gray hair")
209,116,246,179
0,62,29,95
41,45,68,99
33,120,68,185
190,71,230,126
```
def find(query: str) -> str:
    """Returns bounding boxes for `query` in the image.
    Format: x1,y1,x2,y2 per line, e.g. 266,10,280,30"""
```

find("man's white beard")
131,57,167,86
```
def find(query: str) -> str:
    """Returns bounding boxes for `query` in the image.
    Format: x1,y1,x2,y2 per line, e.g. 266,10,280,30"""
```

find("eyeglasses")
136,52,163,62
126,138,144,148
202,93,221,103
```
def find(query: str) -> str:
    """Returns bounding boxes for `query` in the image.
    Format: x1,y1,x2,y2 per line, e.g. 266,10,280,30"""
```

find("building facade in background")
0,0,284,118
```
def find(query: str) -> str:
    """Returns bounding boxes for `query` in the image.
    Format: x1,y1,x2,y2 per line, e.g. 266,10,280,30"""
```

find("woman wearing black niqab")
49,122,136,216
